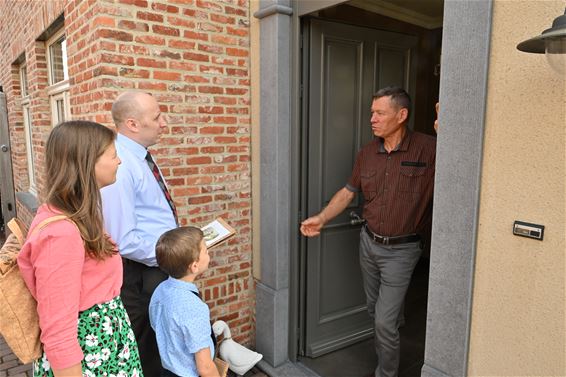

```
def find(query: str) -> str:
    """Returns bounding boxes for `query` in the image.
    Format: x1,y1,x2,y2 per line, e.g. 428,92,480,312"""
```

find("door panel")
304,19,417,357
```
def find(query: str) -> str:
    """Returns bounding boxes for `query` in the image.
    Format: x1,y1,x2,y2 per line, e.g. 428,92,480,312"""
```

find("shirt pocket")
361,170,377,202
398,166,427,193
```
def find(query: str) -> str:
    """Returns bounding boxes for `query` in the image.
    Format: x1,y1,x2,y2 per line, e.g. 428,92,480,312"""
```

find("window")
20,65,36,194
46,29,70,125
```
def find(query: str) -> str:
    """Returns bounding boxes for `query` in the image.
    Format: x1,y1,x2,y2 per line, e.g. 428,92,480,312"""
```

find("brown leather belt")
363,224,420,245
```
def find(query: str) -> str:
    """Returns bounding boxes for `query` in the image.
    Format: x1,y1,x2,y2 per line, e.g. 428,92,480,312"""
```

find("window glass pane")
23,106,36,189
56,99,65,123
20,66,28,97
49,36,68,84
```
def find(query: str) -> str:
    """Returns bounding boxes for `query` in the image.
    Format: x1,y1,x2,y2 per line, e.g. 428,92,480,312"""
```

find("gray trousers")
359,230,422,377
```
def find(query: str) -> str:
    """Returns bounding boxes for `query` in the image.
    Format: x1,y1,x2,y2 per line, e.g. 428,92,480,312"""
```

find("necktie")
145,151,179,225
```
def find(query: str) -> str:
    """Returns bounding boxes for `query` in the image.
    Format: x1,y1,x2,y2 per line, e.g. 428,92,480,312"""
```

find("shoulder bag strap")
28,215,71,240
6,218,26,245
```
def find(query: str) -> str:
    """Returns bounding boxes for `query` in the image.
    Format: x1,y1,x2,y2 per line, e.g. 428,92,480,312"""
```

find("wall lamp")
517,8,566,75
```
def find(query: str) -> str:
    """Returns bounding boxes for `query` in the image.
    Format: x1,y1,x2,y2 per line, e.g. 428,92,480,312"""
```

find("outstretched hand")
300,215,324,237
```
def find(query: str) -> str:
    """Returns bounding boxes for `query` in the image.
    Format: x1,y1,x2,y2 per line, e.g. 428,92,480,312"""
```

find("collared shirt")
346,130,436,237
101,133,176,266
149,278,215,377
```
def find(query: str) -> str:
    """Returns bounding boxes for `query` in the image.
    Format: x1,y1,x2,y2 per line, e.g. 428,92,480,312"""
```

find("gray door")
303,19,417,357
0,92,16,230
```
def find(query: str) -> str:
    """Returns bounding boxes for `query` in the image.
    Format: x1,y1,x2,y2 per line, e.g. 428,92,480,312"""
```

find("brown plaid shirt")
346,130,436,237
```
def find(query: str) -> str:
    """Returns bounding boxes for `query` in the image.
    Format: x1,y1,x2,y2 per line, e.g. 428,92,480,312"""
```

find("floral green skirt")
34,296,143,377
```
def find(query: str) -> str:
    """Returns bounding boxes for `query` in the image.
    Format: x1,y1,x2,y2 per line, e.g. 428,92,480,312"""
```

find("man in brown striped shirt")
301,87,436,377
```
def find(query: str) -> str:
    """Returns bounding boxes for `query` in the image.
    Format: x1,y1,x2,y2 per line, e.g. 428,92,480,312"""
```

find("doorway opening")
297,1,443,376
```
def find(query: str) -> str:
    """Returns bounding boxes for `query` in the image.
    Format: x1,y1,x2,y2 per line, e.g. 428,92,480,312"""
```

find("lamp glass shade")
545,39,566,75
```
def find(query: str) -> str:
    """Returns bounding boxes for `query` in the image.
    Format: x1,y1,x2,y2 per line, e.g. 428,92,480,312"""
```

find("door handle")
1,144,8,152
349,211,366,226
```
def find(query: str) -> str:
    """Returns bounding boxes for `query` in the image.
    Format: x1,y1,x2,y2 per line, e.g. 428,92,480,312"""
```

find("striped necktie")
145,151,179,225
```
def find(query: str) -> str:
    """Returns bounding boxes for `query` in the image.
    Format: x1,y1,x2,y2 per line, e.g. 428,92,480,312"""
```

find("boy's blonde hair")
156,226,204,279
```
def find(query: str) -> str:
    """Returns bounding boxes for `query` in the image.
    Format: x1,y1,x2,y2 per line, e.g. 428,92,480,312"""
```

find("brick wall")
0,0,255,345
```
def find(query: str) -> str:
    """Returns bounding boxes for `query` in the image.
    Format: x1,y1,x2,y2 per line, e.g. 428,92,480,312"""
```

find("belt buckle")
382,236,389,245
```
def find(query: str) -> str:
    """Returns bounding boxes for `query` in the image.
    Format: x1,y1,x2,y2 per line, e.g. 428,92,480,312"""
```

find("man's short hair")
156,226,204,279
111,91,146,127
373,86,412,119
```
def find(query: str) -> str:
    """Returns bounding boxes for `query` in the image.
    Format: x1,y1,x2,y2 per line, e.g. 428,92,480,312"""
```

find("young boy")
149,227,220,377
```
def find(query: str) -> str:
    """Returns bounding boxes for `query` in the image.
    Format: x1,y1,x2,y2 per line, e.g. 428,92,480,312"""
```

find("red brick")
134,35,165,45
212,35,238,45
93,16,116,27
214,96,237,105
198,22,224,33
183,51,210,62
214,136,237,144
187,156,212,165
225,5,247,16
227,26,248,37
151,2,179,13
198,106,223,114
137,11,164,22
200,126,224,134
189,196,213,204
97,28,134,42
198,86,223,94
119,67,150,78
183,30,209,41
168,39,196,50
152,25,180,36
137,58,166,68
214,116,237,124
211,14,235,24
226,68,247,77
153,71,181,81
196,0,223,12
226,87,248,95
167,16,196,28
100,53,135,66
201,146,224,154
118,20,149,32
170,61,197,71
119,0,149,6
226,47,248,57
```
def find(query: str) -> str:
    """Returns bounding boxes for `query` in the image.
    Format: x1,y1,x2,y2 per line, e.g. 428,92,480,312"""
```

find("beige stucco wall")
468,1,565,376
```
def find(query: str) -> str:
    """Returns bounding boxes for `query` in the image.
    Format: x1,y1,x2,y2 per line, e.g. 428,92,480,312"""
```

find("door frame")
253,1,493,376
0,91,17,230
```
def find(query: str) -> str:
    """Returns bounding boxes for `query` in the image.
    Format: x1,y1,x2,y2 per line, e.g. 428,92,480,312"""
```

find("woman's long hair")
43,120,117,260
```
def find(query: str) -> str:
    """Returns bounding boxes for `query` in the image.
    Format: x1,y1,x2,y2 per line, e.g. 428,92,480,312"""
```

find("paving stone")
0,360,18,372
6,364,32,376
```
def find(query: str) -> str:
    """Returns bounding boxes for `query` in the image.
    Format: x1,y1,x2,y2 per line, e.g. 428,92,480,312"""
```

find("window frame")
20,65,37,195
46,28,70,126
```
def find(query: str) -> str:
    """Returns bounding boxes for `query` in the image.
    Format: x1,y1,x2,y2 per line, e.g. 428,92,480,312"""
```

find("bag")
0,215,68,364
214,356,229,377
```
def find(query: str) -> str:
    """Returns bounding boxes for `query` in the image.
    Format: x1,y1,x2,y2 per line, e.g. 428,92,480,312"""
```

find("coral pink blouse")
17,204,122,370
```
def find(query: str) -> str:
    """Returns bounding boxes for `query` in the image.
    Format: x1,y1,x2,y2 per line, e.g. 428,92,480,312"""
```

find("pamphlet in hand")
201,217,236,248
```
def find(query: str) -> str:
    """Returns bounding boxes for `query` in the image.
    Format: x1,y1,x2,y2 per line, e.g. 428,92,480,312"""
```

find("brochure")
201,217,236,248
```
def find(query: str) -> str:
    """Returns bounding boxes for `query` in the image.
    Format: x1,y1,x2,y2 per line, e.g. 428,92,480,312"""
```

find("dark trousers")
161,369,181,377
122,259,168,377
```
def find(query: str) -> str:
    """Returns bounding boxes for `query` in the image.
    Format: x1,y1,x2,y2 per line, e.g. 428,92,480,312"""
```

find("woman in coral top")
18,121,143,377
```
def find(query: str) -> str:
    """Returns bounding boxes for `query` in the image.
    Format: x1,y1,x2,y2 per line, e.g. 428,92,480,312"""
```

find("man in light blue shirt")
101,90,177,376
